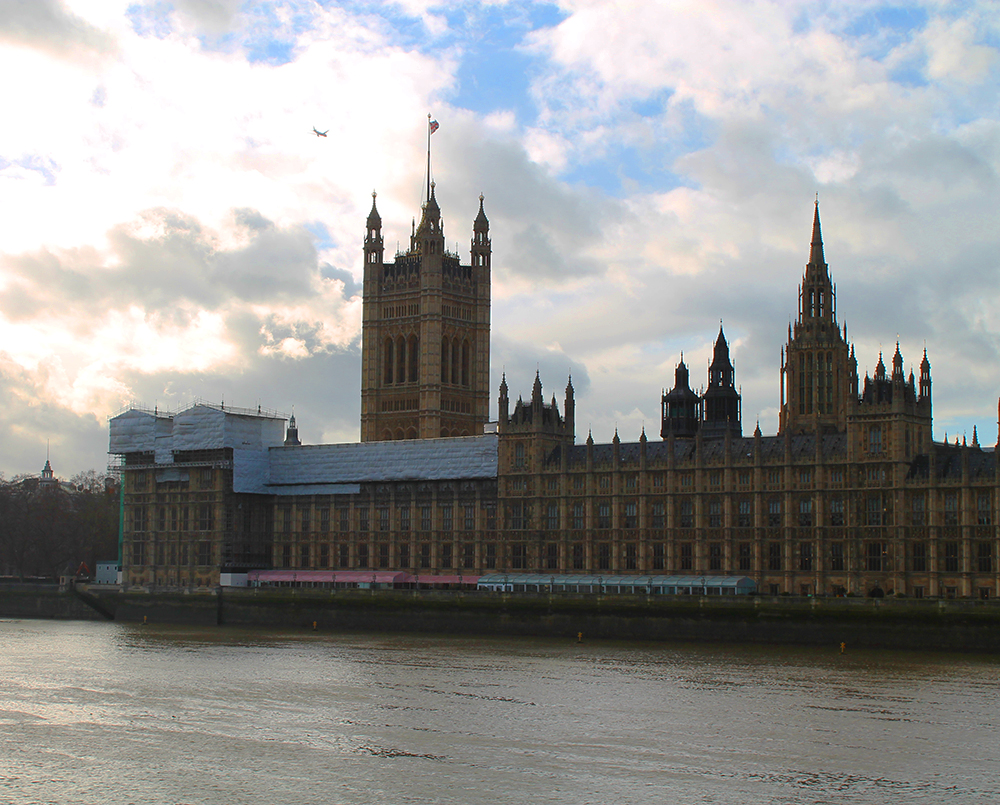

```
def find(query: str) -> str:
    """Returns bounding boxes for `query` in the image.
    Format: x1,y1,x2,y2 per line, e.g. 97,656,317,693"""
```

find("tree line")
0,470,121,581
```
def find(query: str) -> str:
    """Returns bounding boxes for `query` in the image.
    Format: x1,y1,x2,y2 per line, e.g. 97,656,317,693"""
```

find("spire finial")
809,199,825,267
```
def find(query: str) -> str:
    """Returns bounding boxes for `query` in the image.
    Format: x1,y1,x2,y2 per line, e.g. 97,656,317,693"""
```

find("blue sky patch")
0,156,61,186
304,221,336,253
126,2,174,39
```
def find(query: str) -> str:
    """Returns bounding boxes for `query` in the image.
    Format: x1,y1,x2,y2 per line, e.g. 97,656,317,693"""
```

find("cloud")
922,15,997,85
2,0,1000,478
0,205,359,427
0,0,116,59
171,0,244,34
2,207,335,317
0,353,112,476
429,120,611,283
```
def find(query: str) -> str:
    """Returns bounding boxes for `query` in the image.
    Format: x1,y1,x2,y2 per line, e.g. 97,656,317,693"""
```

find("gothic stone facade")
359,186,491,441
109,198,1000,598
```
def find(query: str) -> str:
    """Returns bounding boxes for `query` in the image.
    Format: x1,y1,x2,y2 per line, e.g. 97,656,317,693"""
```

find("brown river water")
1,618,998,804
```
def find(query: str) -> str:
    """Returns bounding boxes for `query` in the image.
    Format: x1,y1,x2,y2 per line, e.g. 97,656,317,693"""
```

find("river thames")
1,618,998,804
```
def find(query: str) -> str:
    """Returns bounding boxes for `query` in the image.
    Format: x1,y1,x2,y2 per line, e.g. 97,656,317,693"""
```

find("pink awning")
248,570,480,586
250,570,409,584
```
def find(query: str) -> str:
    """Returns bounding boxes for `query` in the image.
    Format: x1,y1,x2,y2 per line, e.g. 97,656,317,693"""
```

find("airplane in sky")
313,127,328,137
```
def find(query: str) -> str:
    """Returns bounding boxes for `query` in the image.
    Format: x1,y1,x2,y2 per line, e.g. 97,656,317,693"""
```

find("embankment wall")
3,587,999,652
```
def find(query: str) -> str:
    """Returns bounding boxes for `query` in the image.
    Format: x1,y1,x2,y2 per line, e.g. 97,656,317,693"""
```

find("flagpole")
426,113,432,205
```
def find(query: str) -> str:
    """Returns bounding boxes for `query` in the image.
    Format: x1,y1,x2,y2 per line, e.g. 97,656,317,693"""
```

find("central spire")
808,199,826,271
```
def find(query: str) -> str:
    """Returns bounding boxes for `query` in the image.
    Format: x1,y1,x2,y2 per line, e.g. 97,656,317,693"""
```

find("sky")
0,0,999,479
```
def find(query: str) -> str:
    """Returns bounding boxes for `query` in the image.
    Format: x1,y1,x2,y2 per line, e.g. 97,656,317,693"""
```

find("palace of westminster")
109,179,1000,599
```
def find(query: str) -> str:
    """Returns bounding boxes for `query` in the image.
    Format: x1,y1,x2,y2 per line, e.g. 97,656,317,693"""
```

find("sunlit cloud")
0,0,998,478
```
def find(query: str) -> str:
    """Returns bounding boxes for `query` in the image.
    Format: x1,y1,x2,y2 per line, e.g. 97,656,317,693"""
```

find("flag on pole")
429,119,439,134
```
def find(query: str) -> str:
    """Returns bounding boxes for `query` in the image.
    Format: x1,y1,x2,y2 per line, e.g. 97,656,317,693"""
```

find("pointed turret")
708,322,734,387
471,193,491,273
919,348,931,401
366,191,381,229
564,375,576,439
661,355,701,439
703,322,742,438
364,191,384,268
892,342,904,382
807,199,826,272
474,193,488,230
498,373,510,428
284,413,301,446
411,181,444,254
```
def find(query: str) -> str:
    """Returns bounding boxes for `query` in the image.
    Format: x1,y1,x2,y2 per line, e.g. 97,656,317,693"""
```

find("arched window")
408,335,419,382
462,340,470,387
451,340,460,385
395,428,405,440
396,335,406,384
441,337,449,383
383,339,394,385
406,427,418,439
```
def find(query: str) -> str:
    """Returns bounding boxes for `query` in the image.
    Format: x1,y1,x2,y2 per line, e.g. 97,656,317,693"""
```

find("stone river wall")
3,585,1000,653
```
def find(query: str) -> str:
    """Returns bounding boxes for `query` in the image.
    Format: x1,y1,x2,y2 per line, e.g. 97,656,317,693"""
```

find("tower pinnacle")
808,200,826,269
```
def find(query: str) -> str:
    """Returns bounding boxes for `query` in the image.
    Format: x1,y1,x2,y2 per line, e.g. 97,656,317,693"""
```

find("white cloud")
2,0,1000,477
922,16,997,84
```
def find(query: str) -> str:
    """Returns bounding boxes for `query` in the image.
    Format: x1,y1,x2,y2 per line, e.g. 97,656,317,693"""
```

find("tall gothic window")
396,335,406,382
408,335,419,382
384,338,393,384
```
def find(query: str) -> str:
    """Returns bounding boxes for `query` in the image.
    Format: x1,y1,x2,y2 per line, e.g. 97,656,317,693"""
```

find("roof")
907,443,996,481
554,433,849,468
267,434,498,487
109,404,286,459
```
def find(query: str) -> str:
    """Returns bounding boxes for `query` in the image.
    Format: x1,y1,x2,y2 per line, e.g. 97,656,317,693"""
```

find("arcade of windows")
382,335,419,385
379,398,418,412
442,304,473,321
382,304,419,319
798,350,835,415
440,336,472,387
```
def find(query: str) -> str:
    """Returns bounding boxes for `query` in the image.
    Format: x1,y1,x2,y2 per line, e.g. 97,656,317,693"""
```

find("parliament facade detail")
110,194,999,599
